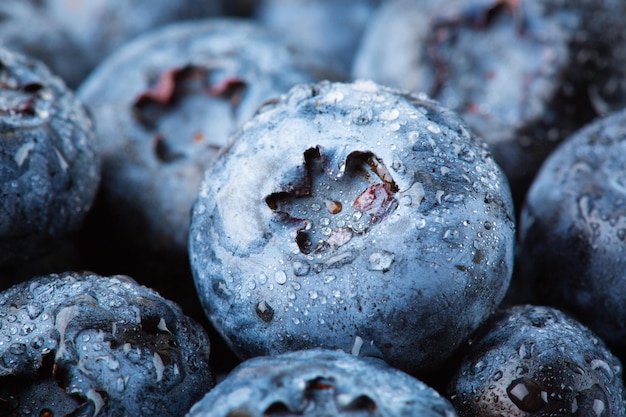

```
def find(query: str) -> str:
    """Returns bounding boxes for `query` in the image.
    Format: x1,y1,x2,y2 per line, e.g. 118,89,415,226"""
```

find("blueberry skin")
255,0,383,78
448,305,625,417
188,348,458,417
0,1,87,88
0,47,100,268
517,108,626,352
24,0,222,87
0,272,214,417
353,0,626,208
78,19,315,278
189,80,515,375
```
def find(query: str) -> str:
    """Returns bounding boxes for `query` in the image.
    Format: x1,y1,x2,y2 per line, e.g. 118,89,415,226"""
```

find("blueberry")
189,80,515,376
77,19,316,284
0,1,87,88
188,348,458,417
448,305,625,416
0,47,100,268
517,108,626,353
24,0,222,87
353,0,626,208
0,272,213,417
255,0,383,78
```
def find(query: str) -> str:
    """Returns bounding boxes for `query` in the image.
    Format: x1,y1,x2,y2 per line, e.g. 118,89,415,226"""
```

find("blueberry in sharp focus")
0,47,100,268
188,348,458,417
448,305,625,417
517,108,626,354
189,80,515,376
77,18,316,282
352,0,626,208
0,272,213,417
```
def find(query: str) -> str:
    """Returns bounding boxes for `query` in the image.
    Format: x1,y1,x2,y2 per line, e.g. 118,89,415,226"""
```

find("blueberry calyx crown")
132,64,247,163
0,60,49,122
224,376,378,417
265,146,398,255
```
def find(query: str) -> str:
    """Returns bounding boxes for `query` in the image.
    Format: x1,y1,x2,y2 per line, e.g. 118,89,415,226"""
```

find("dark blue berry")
256,0,382,78
0,272,213,417
353,0,626,208
77,19,316,282
188,349,458,417
448,305,625,416
0,47,100,268
0,1,87,88
189,80,515,376
517,108,626,352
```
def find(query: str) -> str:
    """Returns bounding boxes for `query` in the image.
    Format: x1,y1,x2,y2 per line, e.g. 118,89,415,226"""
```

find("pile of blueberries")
2,0,626,416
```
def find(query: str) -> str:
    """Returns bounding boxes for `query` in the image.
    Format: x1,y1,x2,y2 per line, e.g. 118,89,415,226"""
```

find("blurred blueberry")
77,19,316,290
2,0,222,88
189,80,515,376
353,0,626,208
255,0,383,78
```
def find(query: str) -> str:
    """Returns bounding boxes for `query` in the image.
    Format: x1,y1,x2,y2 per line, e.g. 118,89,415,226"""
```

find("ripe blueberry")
0,47,100,268
353,0,626,207
0,272,213,417
188,348,458,417
189,80,515,376
448,305,625,416
77,19,316,282
517,108,626,353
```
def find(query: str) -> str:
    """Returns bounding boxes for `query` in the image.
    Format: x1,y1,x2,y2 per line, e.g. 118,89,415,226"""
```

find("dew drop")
416,218,426,229
381,108,400,121
116,376,125,392
506,378,547,413
275,271,287,285
473,361,486,373
9,343,26,355
351,107,373,125
368,251,395,271
20,323,35,336
309,290,318,300
590,359,614,380
427,124,442,134
325,200,342,214
31,336,44,350
256,301,274,323
593,399,605,416
26,303,43,320
293,261,310,276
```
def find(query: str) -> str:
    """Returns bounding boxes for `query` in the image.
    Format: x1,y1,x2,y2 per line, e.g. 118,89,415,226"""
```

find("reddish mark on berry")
353,183,395,220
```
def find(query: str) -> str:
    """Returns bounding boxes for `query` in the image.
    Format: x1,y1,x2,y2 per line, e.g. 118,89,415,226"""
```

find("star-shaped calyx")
132,64,247,163
266,146,398,255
